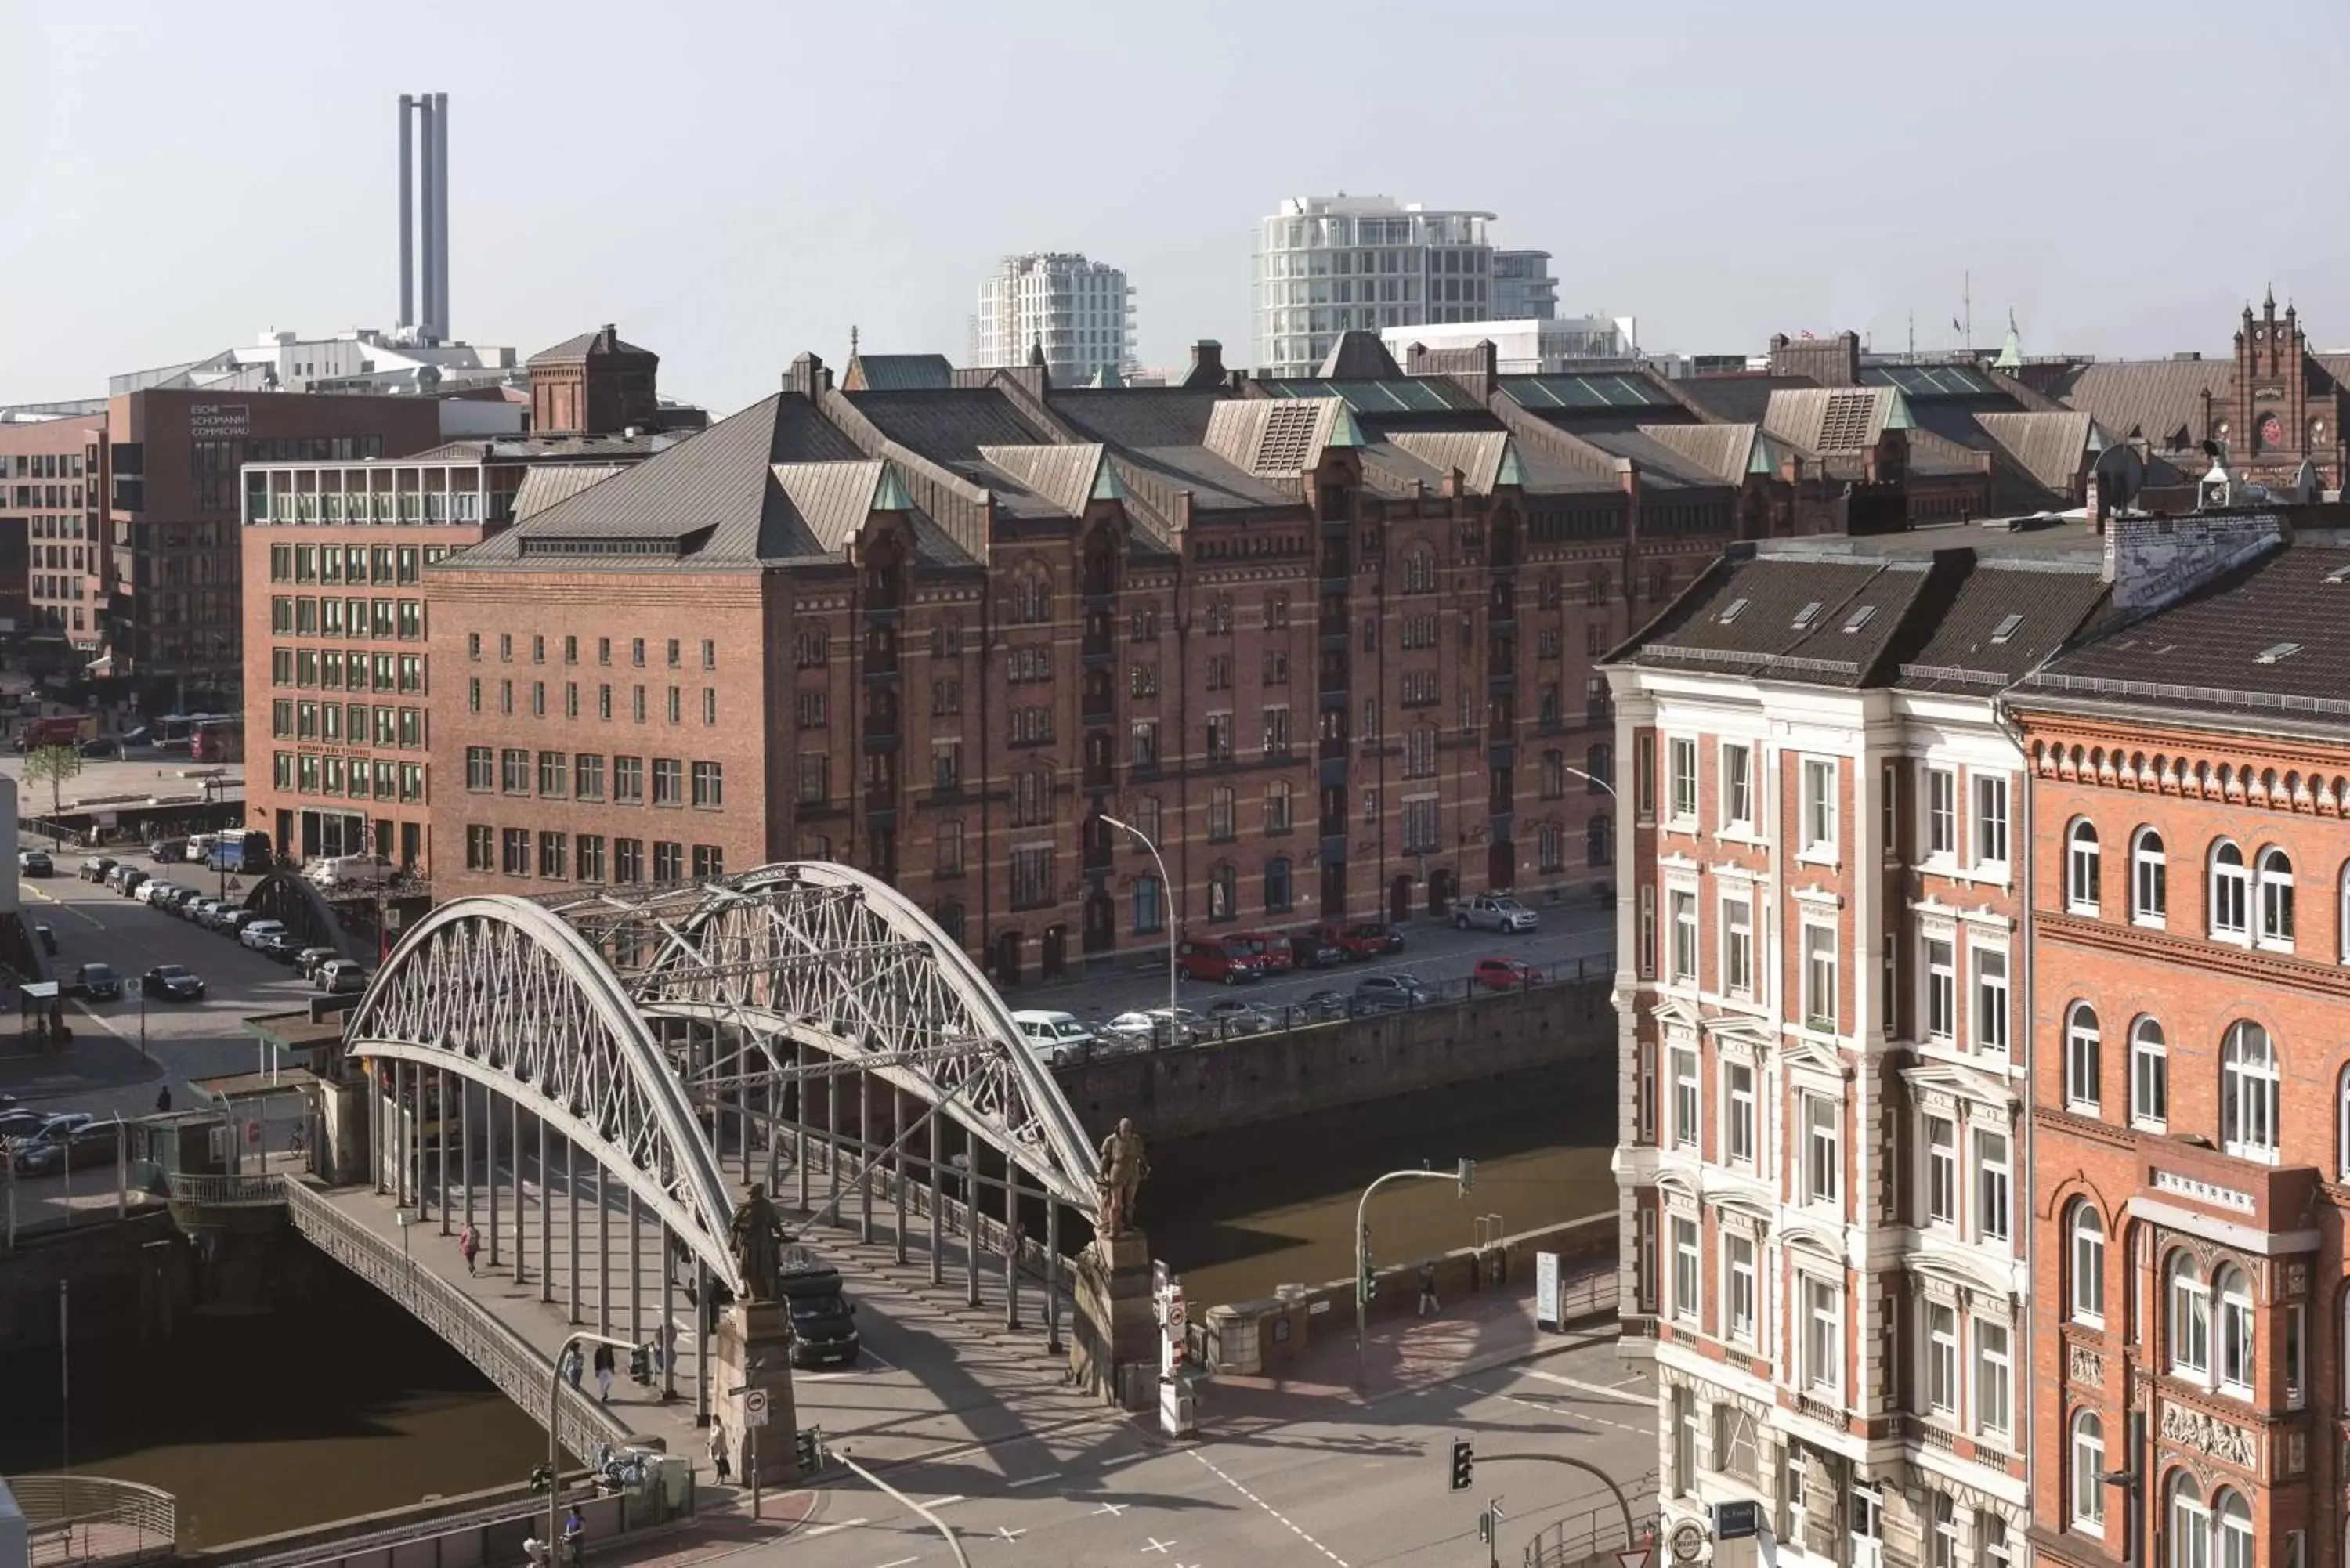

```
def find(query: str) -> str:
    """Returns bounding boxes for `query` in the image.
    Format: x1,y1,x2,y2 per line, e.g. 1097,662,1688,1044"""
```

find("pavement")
0,748,242,826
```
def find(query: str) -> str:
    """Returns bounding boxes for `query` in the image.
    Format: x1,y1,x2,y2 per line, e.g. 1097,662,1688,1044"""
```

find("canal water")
0,1060,1611,1546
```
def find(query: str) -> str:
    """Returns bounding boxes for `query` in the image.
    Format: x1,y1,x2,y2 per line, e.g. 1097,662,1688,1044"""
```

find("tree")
24,744,82,815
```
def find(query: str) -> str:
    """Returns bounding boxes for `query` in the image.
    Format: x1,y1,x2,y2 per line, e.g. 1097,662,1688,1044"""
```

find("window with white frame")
1925,1302,1958,1414
2216,1494,2252,1568
1669,890,1697,983
2209,840,2249,941
1668,737,1697,823
2216,1266,2254,1398
1932,1494,1959,1568
1974,1319,2012,1440
1925,767,1957,858
1637,885,1656,978
1804,1095,1840,1205
2168,1477,2210,1568
2066,1003,2101,1112
1725,1233,1756,1344
2070,1411,2106,1529
1671,1215,1700,1322
1802,923,1838,1032
1973,945,2009,1053
2132,1017,2169,1129
1722,743,1752,830
1802,1275,1842,1395
1982,1516,2012,1568
2070,1201,2105,1324
1722,893,1753,997
2169,1252,2211,1376
1924,937,1956,1043
1716,1404,1761,1483
1801,758,1837,854
1671,1386,1694,1494
1671,1047,1699,1150
1974,1127,2011,1243
1723,1060,1755,1166
2221,1020,2280,1162
2285,1301,2306,1408
1973,774,2009,867
1925,1115,1957,1227
2258,847,2295,948
2134,827,2167,924
2067,819,2101,912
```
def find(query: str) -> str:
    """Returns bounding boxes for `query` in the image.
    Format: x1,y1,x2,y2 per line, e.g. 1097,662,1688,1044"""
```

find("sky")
5,0,2349,414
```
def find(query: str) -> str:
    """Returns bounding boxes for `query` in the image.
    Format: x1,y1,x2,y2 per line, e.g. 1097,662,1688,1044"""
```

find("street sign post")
742,1386,771,1429
1535,1251,1561,1331
1616,1548,1656,1568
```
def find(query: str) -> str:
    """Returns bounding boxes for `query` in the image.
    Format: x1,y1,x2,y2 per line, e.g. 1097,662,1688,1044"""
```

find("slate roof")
1974,411,2097,497
1386,431,1514,495
1563,425,1719,489
841,388,1065,514
1317,331,1404,379
1050,389,1296,512
1891,559,2110,692
845,355,956,392
2050,358,2228,448
1674,374,1820,425
1635,423,1775,486
1202,399,1362,479
528,325,653,365
512,463,627,519
2020,541,2350,724
972,443,1116,518
1762,386,1902,457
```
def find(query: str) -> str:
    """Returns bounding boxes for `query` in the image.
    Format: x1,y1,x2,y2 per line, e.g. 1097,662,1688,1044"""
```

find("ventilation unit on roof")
1990,613,2024,644
1842,605,1877,633
2255,641,2301,664
1719,598,1749,624
1791,602,1823,629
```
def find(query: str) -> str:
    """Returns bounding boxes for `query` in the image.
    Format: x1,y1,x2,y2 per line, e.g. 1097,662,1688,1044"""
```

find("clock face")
2261,412,2284,449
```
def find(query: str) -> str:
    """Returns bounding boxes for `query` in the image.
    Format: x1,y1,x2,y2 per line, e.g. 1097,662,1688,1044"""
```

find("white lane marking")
1010,1470,1064,1488
859,1346,900,1372
1094,1502,1130,1517
1141,1541,1178,1555
801,1517,870,1539
1188,1450,1350,1566
924,1495,966,1509
996,1526,1027,1541
1472,1380,1650,1436
1517,1367,1654,1406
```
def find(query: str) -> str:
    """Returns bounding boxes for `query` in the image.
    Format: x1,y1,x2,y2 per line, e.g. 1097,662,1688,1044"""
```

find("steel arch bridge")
344,861,1102,1296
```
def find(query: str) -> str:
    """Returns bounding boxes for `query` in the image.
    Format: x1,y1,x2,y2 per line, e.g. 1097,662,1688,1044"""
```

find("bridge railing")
278,1179,637,1460
6,1472,176,1568
167,1172,288,1207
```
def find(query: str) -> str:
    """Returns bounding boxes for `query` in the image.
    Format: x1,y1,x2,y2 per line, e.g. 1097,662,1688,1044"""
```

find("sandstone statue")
728,1183,794,1302
1095,1118,1148,1238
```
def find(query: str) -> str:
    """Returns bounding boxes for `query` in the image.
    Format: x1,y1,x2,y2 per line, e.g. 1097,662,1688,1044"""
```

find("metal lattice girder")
345,895,745,1294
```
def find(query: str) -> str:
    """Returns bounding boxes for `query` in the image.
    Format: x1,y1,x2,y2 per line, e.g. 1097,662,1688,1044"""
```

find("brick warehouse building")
0,412,106,668
2005,522,2350,1568
422,329,2011,984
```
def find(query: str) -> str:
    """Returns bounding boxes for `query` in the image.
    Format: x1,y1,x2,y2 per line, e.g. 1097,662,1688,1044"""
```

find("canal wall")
0,1210,193,1354
1050,977,1611,1141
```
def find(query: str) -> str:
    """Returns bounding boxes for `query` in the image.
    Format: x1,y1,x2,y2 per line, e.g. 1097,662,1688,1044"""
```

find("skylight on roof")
1791,602,1823,629
1990,613,2025,644
1719,598,1749,624
2256,641,2302,664
1842,605,1877,634
2326,563,2350,584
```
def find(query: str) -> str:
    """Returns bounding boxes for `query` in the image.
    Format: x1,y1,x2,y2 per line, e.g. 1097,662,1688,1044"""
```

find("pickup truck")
1452,894,1539,934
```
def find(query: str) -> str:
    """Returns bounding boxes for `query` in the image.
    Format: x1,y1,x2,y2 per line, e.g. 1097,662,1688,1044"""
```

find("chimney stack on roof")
1183,340,1226,389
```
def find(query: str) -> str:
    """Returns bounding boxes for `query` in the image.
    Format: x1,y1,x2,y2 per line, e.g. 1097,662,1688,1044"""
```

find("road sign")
1616,1548,1655,1568
1715,1500,1761,1541
1166,1288,1187,1332
1670,1520,1708,1563
742,1387,771,1429
1535,1251,1561,1331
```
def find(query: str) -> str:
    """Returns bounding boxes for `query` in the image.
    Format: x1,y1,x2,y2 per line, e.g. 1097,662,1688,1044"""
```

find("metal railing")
1519,1471,1658,1568
167,1172,287,1206
7,1473,176,1567
279,1180,634,1459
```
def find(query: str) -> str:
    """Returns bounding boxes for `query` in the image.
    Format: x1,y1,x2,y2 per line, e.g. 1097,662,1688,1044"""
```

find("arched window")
2216,1267,2255,1396
1206,862,1235,921
2168,1476,2209,1568
2222,1021,2280,1162
2131,827,2167,923
2131,1017,2168,1129
1009,568,1052,625
1541,750,1565,800
1587,813,1613,867
2209,840,2249,940
2215,1493,2252,1568
2067,820,2101,912
1131,875,1163,934
2338,1066,2350,1180
2169,1251,2211,1375
1263,857,1293,913
2066,1003,2101,1112
2258,847,2295,947
2069,1411,2106,1529
2070,1201,2106,1324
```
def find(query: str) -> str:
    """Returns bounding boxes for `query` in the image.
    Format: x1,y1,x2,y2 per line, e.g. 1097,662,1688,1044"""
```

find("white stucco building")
968,253,1134,386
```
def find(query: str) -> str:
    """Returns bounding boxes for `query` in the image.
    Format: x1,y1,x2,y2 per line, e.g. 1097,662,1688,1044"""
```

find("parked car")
132,878,170,904
1298,988,1352,1022
112,868,149,897
17,849,52,877
1101,1008,1204,1048
308,855,396,890
1288,932,1347,969
1010,1010,1095,1064
78,856,116,883
32,923,55,956
1314,921,1405,960
121,726,152,748
77,738,120,761
182,898,219,927
148,838,189,863
139,965,205,1002
238,919,289,951
1452,894,1538,934
218,909,261,938
16,1120,120,1175
1354,972,1439,1010
0,1108,57,1143
1174,936,1267,985
316,959,371,994
1205,999,1276,1036
1473,956,1543,992
1230,930,1296,974
72,962,123,1002
257,932,305,963
293,946,338,979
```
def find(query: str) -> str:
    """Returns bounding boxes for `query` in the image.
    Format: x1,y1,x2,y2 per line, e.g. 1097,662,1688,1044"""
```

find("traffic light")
1457,1158,1477,1197
629,1344,652,1383
1478,1508,1495,1545
1448,1438,1473,1493
796,1426,826,1472
528,1463,556,1494
1359,1260,1378,1304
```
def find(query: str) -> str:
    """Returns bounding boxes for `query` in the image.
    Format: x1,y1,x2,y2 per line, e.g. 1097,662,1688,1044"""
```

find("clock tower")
2227,287,2337,484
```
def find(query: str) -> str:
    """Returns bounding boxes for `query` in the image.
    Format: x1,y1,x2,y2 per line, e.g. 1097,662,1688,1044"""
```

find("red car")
1473,957,1543,991
1314,921,1405,960
1175,937,1267,985
1231,930,1296,974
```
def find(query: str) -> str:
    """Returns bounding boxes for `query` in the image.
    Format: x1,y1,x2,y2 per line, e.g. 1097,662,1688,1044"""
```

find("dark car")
112,868,148,897
1353,972,1439,1010
18,850,52,877
78,856,116,882
0,1107,55,1143
148,839,188,863
78,739,121,761
121,726,151,748
1288,933,1348,969
16,1121,120,1176
257,932,304,963
781,1267,860,1369
33,923,54,956
140,965,205,1002
73,962,123,1002
1298,988,1352,1022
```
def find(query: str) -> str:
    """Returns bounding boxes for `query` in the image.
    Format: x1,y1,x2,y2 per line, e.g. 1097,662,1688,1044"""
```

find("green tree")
24,744,82,815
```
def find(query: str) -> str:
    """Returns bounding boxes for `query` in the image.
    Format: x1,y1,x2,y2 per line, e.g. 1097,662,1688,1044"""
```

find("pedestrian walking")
458,1221,480,1276
592,1342,615,1404
154,1086,172,1114
561,1343,584,1391
561,1507,584,1568
707,1423,732,1484
1417,1260,1440,1318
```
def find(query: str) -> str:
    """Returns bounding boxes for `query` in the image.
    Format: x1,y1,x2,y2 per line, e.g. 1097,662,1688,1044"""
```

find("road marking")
1517,1367,1653,1406
1093,1502,1130,1517
1472,1381,1651,1437
873,1558,920,1568
801,1517,870,1539
1010,1470,1063,1488
995,1526,1026,1541
1188,1450,1350,1566
1141,1540,1177,1555
924,1496,966,1509
859,1346,900,1372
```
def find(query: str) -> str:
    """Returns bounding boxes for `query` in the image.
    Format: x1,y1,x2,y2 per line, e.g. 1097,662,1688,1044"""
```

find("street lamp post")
1100,816,1177,1044
1354,1160,1477,1389
1557,766,1617,800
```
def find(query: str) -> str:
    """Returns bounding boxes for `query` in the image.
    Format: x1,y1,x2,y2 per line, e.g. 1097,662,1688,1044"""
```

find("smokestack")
432,93,450,341
397,95,414,331
418,97,438,341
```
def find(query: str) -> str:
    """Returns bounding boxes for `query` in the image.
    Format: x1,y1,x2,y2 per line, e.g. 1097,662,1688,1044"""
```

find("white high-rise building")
1252,195,1495,378
969,253,1135,385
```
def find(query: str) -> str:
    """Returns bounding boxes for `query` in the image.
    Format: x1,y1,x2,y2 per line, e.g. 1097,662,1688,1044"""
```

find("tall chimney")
397,95,414,331
418,96,439,341
432,93,450,341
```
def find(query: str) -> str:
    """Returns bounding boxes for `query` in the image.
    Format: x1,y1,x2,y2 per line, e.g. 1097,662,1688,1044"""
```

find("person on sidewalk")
561,1507,584,1568
707,1423,732,1485
592,1342,615,1404
1417,1260,1439,1317
458,1221,480,1277
561,1343,584,1392
154,1085,172,1114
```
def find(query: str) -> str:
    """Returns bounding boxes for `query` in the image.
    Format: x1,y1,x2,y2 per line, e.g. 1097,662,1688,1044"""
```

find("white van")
307,854,396,890
1011,1010,1095,1064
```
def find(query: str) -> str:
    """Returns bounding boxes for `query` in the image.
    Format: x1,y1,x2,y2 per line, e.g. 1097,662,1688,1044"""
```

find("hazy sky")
7,0,2348,414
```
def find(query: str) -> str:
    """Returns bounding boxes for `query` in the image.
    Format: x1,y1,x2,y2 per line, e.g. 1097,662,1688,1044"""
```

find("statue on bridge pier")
728,1183,795,1302
1095,1118,1148,1239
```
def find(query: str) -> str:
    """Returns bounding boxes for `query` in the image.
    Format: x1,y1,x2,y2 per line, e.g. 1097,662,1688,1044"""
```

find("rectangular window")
1634,734,1655,820
465,825,494,870
574,753,605,800
1725,1233,1755,1344
1973,946,2009,1053
1973,773,2009,866
466,746,494,791
1804,1096,1840,1205
1925,1115,1957,1227
1925,937,1956,1042
1010,846,1053,910
1670,1216,1699,1323
501,747,530,795
1925,1302,1958,1414
1925,768,1956,857
1721,743,1752,829
1803,1277,1841,1395
1802,923,1838,1032
614,755,645,804
1669,890,1697,983
575,834,606,883
501,828,530,876
613,838,643,883
538,831,567,880
1801,757,1836,853
691,844,725,880
652,841,682,881
1722,894,1752,996
651,757,683,806
691,761,722,808
1670,1048,1699,1150
935,820,966,876
1667,737,1697,822
537,751,568,798
1974,1129,2011,1243
1636,885,1657,980
1723,1060,1754,1166
1974,1321,2011,1439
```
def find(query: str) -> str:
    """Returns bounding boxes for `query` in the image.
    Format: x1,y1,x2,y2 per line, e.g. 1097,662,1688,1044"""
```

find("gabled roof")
1386,431,1518,495
972,443,1123,518
1635,422,1778,485
1049,388,1300,513
2051,358,2228,448
527,325,653,366
1892,559,2111,692
1202,398,1364,478
1669,374,1819,425
1762,386,1904,457
839,386,1065,514
1316,331,1403,380
512,463,627,519
1973,410,2099,497
843,355,956,392
1615,553,1936,687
